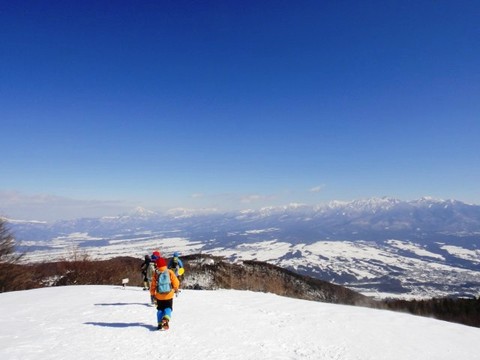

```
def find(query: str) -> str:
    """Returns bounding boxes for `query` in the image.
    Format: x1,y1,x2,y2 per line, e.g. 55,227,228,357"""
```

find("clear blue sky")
1,1,479,221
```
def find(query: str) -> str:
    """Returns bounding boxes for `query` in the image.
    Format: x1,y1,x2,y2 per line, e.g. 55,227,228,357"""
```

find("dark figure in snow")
145,258,156,304
140,255,152,290
150,257,180,330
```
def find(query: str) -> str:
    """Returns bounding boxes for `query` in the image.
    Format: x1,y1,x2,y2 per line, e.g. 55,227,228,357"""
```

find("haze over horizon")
1,1,479,221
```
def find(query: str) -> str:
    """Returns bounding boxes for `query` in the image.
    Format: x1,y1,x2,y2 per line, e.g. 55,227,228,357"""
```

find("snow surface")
1,286,479,360
441,245,480,264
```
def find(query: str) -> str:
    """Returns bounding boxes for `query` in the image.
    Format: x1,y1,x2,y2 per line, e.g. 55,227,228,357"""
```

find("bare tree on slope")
0,218,24,292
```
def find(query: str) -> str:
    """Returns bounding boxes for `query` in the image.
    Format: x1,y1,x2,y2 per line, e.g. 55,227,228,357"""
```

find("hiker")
167,252,184,278
151,250,161,261
146,259,156,304
140,255,152,290
150,257,180,330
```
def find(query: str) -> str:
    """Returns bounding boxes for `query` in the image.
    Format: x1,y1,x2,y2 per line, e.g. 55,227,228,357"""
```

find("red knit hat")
156,257,167,268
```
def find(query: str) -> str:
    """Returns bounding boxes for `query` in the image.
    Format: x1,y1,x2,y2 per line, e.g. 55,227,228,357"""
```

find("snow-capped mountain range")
7,197,480,299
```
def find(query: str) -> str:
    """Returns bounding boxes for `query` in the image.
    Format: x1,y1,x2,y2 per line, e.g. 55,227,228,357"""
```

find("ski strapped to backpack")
156,269,172,294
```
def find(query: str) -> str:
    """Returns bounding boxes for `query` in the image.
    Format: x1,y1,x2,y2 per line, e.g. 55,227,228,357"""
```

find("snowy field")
0,286,479,360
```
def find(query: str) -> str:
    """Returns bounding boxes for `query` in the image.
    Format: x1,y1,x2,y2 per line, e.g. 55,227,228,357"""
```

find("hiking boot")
161,318,169,330
157,322,163,330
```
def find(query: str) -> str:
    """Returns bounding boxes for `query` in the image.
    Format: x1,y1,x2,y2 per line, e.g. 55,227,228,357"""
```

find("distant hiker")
151,250,161,261
150,257,180,330
168,252,184,279
140,255,152,290
146,260,156,304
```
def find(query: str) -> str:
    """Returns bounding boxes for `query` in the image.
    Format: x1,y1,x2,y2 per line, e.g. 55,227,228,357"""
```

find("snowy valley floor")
0,286,479,360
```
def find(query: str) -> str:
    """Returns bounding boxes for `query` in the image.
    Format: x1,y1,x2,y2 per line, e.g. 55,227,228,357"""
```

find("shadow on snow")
94,302,152,307
85,322,157,331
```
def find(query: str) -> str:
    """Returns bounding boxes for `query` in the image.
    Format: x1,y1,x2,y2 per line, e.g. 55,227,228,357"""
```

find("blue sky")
1,1,479,221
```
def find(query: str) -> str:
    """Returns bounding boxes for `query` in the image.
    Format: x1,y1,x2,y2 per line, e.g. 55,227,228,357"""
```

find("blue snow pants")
156,299,173,322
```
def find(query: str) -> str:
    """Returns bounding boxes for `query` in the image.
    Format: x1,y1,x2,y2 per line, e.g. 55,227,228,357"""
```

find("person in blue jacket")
167,252,184,280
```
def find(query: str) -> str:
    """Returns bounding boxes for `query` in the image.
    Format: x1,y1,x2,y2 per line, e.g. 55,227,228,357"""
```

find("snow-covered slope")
0,286,478,360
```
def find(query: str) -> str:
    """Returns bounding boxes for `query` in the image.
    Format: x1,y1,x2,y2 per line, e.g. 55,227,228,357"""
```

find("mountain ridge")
6,197,480,299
